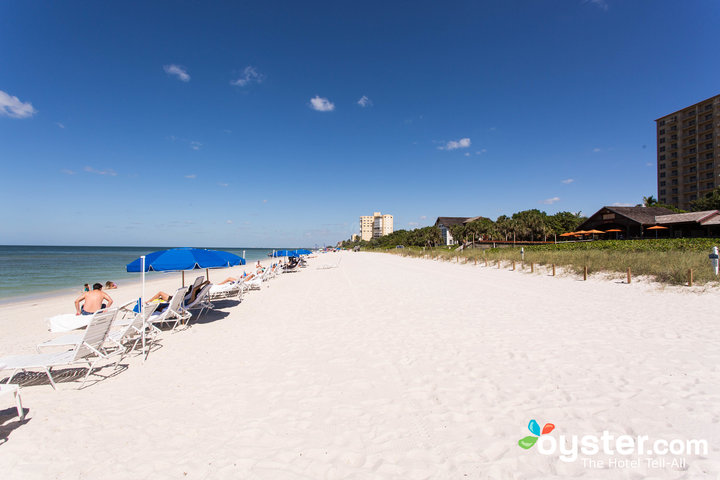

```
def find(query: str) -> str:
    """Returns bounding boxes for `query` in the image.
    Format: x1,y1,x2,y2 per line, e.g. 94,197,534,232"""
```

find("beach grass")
379,239,720,285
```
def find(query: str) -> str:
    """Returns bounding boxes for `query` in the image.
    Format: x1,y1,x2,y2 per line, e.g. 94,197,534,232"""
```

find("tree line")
341,210,587,249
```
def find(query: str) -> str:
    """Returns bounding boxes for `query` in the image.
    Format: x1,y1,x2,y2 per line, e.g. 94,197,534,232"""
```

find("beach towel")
48,313,92,333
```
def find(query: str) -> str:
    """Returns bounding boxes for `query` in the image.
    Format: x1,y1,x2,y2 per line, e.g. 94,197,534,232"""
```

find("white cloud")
476,149,487,155
408,222,419,226
309,96,335,112
226,220,233,224
218,182,229,187
464,152,470,157
561,178,574,184
584,0,608,11
163,64,190,82
439,137,471,151
84,166,117,176
231,66,264,87
56,122,65,129
60,169,75,175
185,174,197,179
420,215,427,220
542,197,560,205
262,199,268,204
0,90,36,118
612,202,633,207
592,147,601,153
190,141,202,151
357,95,372,107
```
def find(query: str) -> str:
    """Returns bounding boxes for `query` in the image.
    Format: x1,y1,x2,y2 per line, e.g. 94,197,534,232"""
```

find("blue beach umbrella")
295,249,312,255
127,247,244,299
126,247,243,272
272,250,298,258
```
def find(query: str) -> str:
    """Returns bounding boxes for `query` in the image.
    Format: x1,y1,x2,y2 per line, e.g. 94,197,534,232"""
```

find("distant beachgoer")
75,283,113,316
83,283,90,292
105,281,118,289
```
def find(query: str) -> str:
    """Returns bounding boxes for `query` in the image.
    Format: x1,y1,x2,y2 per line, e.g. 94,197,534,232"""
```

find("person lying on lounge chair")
74,283,114,316
147,280,209,306
216,270,265,285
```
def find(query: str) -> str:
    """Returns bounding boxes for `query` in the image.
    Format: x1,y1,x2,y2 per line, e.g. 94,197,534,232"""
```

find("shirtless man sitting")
74,283,114,316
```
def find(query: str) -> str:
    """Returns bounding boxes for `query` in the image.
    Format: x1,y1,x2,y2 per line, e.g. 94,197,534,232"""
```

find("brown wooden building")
576,206,675,238
577,206,720,238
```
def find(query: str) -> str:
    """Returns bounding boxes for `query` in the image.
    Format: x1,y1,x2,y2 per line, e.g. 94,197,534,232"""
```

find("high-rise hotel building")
359,212,393,241
656,94,719,210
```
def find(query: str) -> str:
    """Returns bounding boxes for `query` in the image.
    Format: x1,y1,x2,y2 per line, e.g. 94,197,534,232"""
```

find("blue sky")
1,1,718,247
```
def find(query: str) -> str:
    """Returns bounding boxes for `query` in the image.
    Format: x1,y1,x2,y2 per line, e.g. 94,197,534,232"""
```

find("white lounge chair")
0,383,24,420
147,287,192,331
184,283,213,321
0,309,118,390
208,281,242,301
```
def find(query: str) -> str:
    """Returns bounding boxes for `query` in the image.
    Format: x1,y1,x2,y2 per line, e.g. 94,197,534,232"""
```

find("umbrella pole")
141,256,146,363
206,268,209,282
182,271,185,288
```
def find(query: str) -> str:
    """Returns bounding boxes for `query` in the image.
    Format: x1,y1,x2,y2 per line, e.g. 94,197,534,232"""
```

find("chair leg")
14,388,24,420
44,367,58,390
80,360,96,388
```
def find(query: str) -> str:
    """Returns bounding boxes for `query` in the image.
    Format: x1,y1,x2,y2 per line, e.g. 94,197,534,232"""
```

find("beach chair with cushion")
243,274,263,291
0,308,118,390
148,287,192,331
208,281,242,301
0,383,24,420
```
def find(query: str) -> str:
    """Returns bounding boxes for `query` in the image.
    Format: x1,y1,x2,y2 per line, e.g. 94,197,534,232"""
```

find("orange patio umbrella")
559,232,575,237
585,229,605,234
646,225,669,238
604,228,622,239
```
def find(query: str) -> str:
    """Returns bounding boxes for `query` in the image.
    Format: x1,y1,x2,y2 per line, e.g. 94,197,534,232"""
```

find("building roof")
463,216,491,224
435,217,471,227
655,210,719,225
654,94,719,121
701,215,720,225
604,206,676,225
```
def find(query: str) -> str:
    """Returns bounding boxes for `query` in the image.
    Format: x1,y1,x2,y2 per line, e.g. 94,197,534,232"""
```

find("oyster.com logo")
518,419,555,449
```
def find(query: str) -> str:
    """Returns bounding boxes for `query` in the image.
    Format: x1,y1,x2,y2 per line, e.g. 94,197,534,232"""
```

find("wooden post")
474,258,477,265
497,259,500,269
485,258,488,267
512,260,515,271
456,256,459,263
627,267,631,284
552,264,556,276
688,269,693,287
530,262,534,273
583,266,588,281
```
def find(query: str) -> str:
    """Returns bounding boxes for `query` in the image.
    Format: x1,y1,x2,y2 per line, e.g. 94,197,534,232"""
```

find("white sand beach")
1,251,719,479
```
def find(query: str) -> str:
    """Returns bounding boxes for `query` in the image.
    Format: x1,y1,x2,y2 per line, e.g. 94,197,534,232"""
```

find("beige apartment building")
359,212,393,241
656,94,720,210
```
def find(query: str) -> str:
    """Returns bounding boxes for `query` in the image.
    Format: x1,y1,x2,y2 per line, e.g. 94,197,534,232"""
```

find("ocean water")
0,246,287,302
